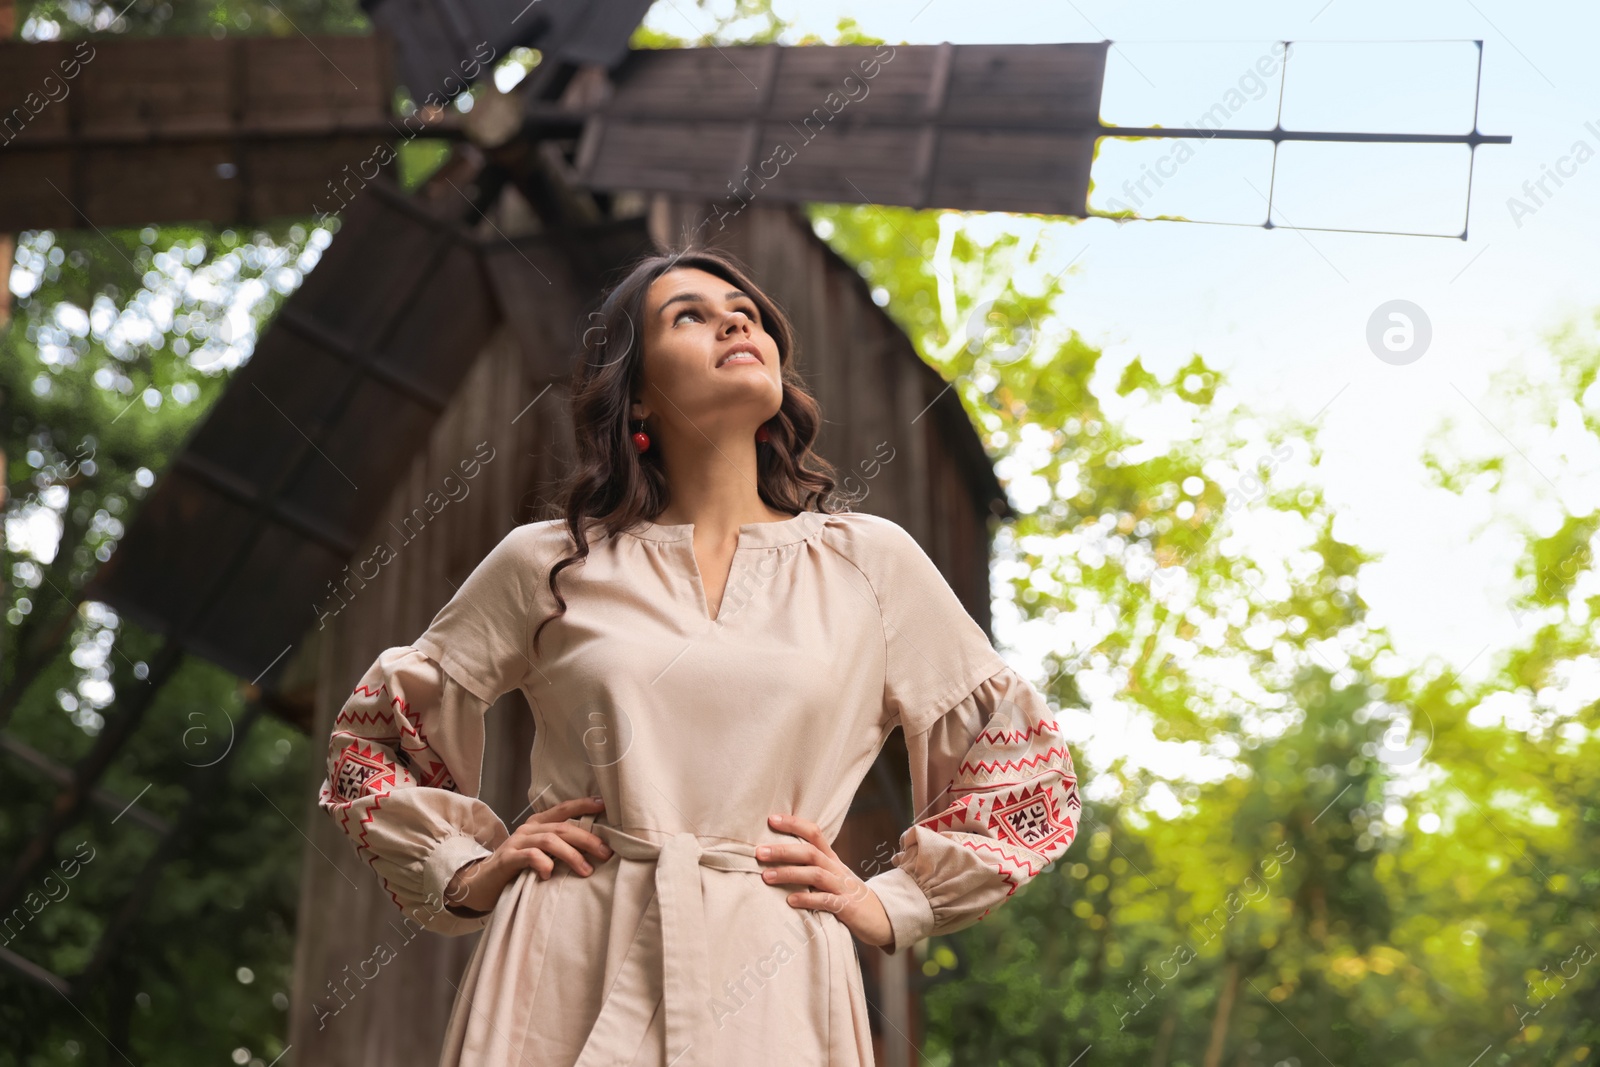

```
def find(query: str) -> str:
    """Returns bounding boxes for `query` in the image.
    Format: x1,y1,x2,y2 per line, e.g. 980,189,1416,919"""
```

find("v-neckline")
688,538,735,622
623,510,825,623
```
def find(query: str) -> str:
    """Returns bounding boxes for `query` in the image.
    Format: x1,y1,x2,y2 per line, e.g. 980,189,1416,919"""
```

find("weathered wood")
0,35,397,231
288,323,572,1066
580,43,1110,219
79,182,497,689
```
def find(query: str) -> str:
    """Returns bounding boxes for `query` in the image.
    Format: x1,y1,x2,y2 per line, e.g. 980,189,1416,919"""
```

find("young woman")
317,247,1083,1066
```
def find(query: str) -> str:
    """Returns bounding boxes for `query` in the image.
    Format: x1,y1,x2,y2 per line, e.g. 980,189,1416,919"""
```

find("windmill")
0,2,1511,1062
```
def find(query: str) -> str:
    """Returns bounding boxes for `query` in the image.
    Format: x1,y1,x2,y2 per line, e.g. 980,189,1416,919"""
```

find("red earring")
632,419,651,453
755,424,770,443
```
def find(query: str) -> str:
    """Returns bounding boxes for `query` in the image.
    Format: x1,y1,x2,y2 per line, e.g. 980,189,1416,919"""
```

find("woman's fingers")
512,833,598,878
758,816,885,934
762,864,869,909
785,889,851,914
536,833,595,876
516,847,556,880
524,796,605,825
574,829,613,861
770,813,826,849
510,820,613,862
760,864,841,892
764,856,851,913
756,840,823,868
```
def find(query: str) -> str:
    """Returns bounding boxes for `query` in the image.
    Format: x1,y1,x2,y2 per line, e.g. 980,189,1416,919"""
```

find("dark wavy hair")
532,246,839,654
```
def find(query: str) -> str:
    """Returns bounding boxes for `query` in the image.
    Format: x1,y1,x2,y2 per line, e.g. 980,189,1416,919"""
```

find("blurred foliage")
2,216,333,1065
2,6,350,1063
3,1,1599,1066
13,0,367,41
808,203,1600,1067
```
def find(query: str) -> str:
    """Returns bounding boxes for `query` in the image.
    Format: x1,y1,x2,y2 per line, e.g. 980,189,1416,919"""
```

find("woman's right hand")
445,797,612,914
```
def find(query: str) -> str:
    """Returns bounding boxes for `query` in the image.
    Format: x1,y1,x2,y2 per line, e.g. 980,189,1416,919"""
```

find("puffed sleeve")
857,516,1083,955
316,526,545,936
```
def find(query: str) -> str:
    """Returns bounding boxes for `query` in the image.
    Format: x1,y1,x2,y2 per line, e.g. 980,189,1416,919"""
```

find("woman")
316,247,1082,1066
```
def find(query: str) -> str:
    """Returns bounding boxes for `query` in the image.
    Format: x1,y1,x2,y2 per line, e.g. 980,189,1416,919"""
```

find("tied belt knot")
571,817,771,1067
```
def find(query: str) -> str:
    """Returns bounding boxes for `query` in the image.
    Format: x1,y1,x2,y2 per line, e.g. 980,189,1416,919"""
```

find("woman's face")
633,267,783,443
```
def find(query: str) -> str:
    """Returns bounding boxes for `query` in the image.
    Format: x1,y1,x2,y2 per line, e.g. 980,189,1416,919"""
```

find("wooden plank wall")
287,321,574,1065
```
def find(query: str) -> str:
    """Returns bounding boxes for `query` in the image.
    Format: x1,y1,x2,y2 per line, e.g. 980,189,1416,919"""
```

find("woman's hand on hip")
757,813,893,948
446,797,612,913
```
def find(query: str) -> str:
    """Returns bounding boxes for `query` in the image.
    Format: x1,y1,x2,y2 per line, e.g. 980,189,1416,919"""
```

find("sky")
644,0,1600,686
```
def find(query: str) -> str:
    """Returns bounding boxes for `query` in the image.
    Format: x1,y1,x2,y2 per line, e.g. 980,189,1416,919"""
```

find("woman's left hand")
757,813,892,948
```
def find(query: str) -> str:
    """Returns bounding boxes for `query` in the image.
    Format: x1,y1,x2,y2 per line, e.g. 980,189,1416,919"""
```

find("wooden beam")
0,943,72,996
74,702,265,992
0,732,172,835
0,34,402,231
0,640,185,921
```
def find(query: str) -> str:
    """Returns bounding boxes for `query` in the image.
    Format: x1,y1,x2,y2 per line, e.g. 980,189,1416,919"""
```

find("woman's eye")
672,306,758,326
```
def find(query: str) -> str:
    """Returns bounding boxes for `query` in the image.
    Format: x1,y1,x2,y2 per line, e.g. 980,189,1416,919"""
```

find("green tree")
3,4,362,1064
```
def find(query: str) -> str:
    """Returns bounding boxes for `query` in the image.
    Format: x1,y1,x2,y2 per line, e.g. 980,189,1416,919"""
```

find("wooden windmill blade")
0,0,651,233
576,42,1110,218
75,183,501,688
73,179,657,700
0,34,403,232
573,40,1511,233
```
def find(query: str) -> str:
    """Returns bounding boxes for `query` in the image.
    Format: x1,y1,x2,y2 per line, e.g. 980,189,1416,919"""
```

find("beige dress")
317,508,1082,1066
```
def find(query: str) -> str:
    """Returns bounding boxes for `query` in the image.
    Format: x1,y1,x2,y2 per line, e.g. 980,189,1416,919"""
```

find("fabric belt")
570,817,768,1067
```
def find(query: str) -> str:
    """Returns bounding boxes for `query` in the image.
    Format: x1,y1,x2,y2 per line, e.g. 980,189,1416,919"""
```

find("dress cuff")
422,829,495,917
865,864,936,956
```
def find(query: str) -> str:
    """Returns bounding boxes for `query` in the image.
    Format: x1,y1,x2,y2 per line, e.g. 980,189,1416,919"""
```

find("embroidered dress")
317,509,1082,1066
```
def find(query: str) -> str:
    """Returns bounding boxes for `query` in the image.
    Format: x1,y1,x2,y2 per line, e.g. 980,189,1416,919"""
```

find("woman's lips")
716,344,763,367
